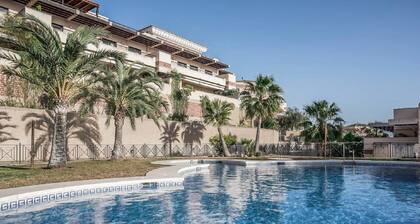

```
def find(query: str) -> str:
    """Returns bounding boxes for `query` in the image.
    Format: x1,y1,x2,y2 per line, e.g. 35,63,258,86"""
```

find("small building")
364,104,420,158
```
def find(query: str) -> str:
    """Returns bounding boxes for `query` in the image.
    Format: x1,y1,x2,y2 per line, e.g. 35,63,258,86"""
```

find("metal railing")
0,143,217,164
229,142,365,158
0,142,368,164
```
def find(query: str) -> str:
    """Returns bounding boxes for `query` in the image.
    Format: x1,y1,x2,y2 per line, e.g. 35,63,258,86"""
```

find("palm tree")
278,107,306,141
201,96,234,157
80,60,167,160
0,15,123,167
240,75,284,154
169,71,192,122
303,100,344,157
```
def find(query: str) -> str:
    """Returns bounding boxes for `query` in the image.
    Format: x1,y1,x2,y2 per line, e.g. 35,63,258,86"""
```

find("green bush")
209,133,237,156
239,138,254,156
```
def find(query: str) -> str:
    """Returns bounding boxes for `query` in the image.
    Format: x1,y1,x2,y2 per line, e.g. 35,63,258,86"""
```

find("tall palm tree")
303,100,344,157
170,71,192,122
201,96,234,157
0,15,123,167
80,60,167,160
240,75,284,154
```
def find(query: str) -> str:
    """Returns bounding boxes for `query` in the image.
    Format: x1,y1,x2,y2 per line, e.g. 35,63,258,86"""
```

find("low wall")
0,106,278,146
363,137,418,158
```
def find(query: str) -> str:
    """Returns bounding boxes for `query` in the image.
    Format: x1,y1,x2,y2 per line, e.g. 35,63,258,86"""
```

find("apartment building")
364,104,420,158
0,0,243,124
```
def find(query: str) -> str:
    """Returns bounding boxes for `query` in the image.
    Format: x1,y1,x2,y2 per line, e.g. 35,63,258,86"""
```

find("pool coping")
0,160,208,212
0,159,419,212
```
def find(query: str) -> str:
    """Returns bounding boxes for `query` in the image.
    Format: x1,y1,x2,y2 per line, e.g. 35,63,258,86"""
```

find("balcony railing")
388,118,418,126
172,62,225,90
126,51,155,68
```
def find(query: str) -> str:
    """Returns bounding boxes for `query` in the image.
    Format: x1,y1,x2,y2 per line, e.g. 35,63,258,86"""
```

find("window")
0,6,8,15
52,23,63,32
177,61,187,68
101,38,117,47
205,70,213,75
189,65,198,71
128,46,142,55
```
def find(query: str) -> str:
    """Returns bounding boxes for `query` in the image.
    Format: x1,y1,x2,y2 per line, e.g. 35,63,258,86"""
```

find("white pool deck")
0,159,419,212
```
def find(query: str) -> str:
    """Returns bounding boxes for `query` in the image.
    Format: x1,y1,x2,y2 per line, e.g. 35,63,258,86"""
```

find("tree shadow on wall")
0,111,17,143
22,111,102,161
182,121,206,149
160,121,180,156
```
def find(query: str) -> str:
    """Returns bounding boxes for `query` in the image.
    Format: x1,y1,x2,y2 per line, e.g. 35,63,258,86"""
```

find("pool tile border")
0,179,184,212
0,162,209,213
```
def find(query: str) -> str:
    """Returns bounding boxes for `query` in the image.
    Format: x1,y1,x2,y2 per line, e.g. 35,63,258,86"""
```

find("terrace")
12,0,229,71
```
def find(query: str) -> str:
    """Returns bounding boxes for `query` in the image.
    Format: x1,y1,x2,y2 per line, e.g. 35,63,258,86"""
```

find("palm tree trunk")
324,124,328,158
218,126,231,157
254,117,262,155
48,105,68,168
112,114,124,160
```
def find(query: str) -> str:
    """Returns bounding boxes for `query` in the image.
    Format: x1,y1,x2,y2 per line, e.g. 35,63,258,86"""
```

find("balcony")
172,62,225,90
190,90,240,106
126,51,155,68
84,42,155,68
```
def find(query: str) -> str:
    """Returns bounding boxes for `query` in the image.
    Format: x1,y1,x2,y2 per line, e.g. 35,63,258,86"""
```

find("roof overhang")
56,0,99,13
140,25,207,54
18,0,99,13
12,0,229,70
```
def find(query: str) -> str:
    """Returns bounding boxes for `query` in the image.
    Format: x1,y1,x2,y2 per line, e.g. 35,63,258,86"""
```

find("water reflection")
368,167,420,205
2,164,420,224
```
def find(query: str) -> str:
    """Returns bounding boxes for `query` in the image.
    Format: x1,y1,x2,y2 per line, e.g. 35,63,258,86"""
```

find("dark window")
52,23,63,32
128,46,142,55
190,65,198,71
177,61,187,68
0,6,8,15
205,70,213,75
101,38,117,47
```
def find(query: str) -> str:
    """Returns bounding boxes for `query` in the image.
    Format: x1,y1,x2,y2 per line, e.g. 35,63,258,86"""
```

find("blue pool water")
1,164,420,224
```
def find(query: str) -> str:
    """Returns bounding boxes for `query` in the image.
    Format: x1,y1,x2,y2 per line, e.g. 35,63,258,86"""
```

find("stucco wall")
0,106,278,145
363,137,418,158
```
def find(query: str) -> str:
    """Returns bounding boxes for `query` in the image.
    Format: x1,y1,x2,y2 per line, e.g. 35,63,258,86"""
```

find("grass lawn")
0,159,161,189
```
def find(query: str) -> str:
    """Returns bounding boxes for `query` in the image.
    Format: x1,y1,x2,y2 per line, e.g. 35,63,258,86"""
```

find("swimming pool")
2,163,420,224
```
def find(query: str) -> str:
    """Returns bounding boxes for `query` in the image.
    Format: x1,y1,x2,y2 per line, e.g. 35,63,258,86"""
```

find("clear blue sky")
96,0,420,124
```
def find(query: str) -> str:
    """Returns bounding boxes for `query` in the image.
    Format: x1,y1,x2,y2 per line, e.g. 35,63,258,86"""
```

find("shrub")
239,138,254,156
209,133,237,156
171,151,184,157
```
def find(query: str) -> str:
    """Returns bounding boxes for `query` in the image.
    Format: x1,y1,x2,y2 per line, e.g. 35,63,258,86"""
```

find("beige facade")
364,103,420,158
0,0,245,124
0,106,278,146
